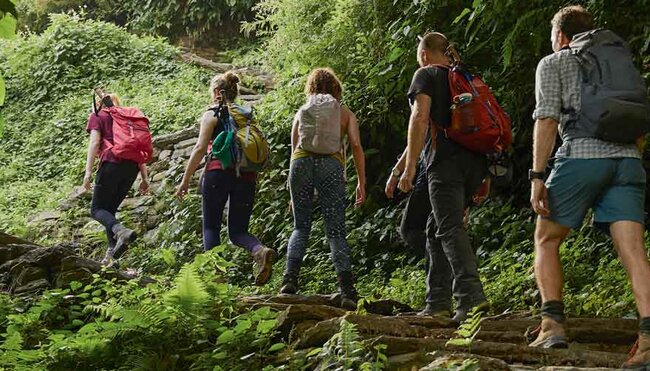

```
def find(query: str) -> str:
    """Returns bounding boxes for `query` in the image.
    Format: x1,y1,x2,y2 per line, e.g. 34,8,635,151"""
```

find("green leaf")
268,343,285,352
446,337,473,347
0,74,4,107
70,281,83,292
216,329,234,344
453,8,471,24
256,319,276,334
0,12,16,40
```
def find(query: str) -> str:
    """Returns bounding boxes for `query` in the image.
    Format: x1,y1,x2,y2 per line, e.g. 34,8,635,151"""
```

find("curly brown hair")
210,72,240,103
304,68,343,101
551,5,593,40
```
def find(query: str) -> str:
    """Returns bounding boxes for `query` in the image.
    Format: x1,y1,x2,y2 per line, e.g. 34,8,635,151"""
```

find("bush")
0,14,211,235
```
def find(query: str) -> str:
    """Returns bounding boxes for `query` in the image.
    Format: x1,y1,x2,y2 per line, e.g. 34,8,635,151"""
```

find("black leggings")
91,161,139,247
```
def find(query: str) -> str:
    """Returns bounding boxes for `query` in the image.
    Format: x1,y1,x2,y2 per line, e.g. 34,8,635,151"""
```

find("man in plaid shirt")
529,5,650,367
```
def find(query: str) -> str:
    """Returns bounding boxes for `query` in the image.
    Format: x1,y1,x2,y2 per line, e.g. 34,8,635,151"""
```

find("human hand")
385,174,399,199
530,179,550,217
355,183,366,208
398,166,416,194
176,181,189,200
83,174,93,192
139,180,150,195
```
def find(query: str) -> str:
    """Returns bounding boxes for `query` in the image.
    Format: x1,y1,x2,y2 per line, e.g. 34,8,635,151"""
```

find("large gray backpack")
297,94,341,154
566,29,650,143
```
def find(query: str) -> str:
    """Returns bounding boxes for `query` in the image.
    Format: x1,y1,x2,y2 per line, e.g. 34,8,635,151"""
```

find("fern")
164,263,210,314
446,306,486,348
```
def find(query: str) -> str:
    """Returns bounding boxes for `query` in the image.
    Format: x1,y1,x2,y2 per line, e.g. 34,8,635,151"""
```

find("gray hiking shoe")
111,223,137,259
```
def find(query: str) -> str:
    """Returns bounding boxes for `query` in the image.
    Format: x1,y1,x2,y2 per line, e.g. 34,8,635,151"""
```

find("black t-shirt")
407,66,459,165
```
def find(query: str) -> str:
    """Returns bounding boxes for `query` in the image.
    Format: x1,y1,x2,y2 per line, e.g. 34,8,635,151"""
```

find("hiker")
176,72,277,286
398,32,494,322
279,68,366,310
83,92,151,266
529,6,650,367
386,150,490,254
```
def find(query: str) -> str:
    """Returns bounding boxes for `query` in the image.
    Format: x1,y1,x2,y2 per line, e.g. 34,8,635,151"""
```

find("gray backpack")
566,29,650,143
297,94,341,154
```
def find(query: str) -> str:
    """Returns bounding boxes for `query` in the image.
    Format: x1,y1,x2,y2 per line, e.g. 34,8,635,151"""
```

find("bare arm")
394,148,407,173
399,94,431,192
530,117,558,216
532,118,558,173
177,111,217,198
83,130,102,190
291,113,299,155
346,110,366,188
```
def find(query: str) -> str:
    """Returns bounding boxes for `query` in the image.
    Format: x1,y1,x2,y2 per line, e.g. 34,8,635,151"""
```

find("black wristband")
528,169,545,181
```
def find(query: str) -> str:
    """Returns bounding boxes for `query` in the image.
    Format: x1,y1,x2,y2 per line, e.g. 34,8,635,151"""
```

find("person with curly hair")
279,68,366,309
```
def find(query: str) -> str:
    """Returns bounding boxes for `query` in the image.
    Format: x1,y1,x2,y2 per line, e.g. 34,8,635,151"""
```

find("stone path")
241,294,637,370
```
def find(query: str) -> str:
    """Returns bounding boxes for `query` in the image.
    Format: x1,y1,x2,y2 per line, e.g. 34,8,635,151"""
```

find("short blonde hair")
305,68,343,101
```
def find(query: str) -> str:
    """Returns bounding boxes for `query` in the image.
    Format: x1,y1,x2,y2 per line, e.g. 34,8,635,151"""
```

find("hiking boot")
337,271,359,311
623,333,650,369
111,223,137,259
252,246,277,286
417,304,451,318
279,272,299,294
529,316,568,349
452,301,490,323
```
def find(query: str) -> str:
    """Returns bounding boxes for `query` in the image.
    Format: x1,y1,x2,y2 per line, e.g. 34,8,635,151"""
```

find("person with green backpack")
279,68,366,310
176,72,277,286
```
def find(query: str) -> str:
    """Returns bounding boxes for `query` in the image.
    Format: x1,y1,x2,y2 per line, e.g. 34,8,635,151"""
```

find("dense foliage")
0,14,211,235
1,1,650,368
15,0,258,41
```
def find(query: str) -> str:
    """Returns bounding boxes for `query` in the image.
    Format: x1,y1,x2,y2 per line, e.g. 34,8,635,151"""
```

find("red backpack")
434,64,512,154
103,106,153,164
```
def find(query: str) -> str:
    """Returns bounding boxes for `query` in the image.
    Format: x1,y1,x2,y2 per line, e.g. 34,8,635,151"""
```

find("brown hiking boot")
623,333,650,369
252,246,277,286
529,316,568,349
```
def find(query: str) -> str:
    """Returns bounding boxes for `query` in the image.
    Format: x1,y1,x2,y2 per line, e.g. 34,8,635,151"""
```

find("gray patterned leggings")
285,156,351,275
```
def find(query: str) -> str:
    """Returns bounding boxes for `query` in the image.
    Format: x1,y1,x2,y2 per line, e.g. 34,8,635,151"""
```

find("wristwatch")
528,169,545,181
391,168,402,178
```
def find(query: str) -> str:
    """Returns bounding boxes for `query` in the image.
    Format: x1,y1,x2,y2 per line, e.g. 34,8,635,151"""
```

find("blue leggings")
285,156,351,275
201,169,262,252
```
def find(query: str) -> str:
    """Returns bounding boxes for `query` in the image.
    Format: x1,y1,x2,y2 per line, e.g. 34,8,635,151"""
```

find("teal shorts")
545,157,646,229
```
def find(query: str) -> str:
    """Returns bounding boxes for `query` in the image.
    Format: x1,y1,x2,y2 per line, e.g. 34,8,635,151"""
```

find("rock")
54,268,94,288
171,147,193,160
151,172,166,183
59,186,92,210
239,85,258,95
419,351,511,371
0,232,38,246
387,351,436,371
159,149,172,160
13,278,50,295
174,138,197,150
152,126,200,150
239,94,264,102
180,52,234,72
0,245,74,273
28,211,62,224
537,368,621,371
274,304,346,340
12,266,48,287
120,196,151,210
0,244,34,264
60,255,103,272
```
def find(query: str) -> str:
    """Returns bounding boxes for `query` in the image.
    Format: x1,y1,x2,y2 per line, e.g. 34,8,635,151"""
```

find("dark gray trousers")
425,147,487,311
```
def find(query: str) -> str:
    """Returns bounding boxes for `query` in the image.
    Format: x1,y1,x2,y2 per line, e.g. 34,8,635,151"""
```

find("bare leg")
610,220,650,317
534,217,571,302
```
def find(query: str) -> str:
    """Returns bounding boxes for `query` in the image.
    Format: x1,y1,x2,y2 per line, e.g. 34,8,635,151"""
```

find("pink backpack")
103,106,153,164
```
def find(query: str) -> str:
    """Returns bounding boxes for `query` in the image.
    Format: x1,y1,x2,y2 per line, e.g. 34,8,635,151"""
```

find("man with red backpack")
398,32,510,321
83,91,153,266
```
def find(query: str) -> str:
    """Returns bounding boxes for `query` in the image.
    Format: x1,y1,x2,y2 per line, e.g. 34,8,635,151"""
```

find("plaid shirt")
533,49,640,159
